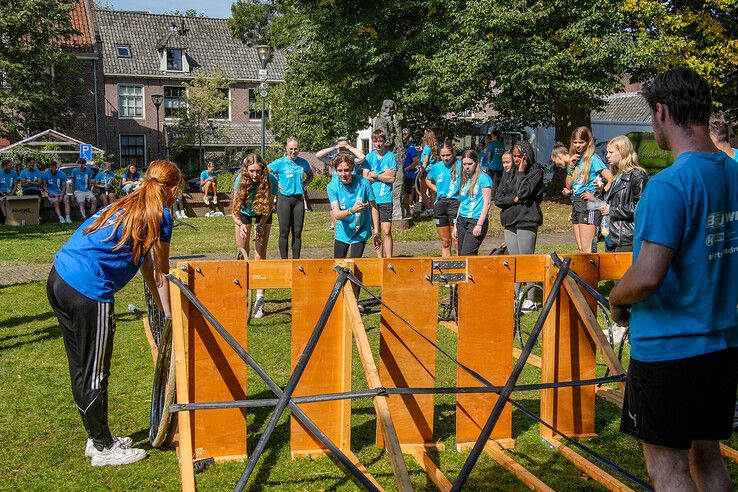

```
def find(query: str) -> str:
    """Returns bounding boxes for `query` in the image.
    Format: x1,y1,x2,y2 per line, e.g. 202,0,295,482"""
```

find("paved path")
0,231,575,287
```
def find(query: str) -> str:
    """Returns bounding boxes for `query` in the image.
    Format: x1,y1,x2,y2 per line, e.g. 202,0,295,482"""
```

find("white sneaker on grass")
59,216,65,223
521,299,536,313
203,196,210,205
85,435,133,457
65,216,72,223
180,212,188,218
253,297,265,319
90,440,147,466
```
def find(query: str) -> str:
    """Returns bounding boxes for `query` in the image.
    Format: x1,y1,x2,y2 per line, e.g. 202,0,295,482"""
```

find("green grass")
0,202,574,266
4,278,738,491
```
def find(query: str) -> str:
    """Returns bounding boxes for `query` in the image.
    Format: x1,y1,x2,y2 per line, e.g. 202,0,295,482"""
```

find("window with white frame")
211,88,230,120
166,49,183,71
118,85,143,118
164,86,186,118
120,135,145,167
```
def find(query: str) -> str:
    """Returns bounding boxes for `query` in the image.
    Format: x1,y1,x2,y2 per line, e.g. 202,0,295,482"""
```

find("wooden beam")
595,387,624,408
406,446,452,492
548,438,636,492
343,276,413,492
142,316,159,363
562,275,626,391
720,443,738,463
170,266,196,492
512,347,542,368
343,449,386,491
597,253,632,281
483,442,554,491
439,321,457,334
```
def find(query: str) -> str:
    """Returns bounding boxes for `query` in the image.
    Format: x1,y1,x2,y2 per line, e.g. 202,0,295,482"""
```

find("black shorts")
402,176,416,195
239,210,273,225
377,203,393,223
621,347,738,449
22,189,42,197
433,198,460,227
570,195,601,225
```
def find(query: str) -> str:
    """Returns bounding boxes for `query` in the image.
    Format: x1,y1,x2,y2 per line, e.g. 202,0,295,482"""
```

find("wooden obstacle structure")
165,253,665,491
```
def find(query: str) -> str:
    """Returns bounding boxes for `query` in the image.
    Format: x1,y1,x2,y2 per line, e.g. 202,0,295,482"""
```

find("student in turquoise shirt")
709,113,738,163
42,161,71,223
268,137,314,259
95,162,118,207
328,153,380,260
72,158,98,220
0,159,18,222
453,149,493,256
418,128,439,210
20,157,43,197
486,131,506,196
425,141,462,257
199,161,218,206
363,129,397,258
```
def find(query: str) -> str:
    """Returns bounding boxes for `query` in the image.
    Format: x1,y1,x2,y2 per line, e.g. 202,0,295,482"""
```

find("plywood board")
597,253,632,281
188,261,249,461
290,260,351,456
246,259,292,289
456,257,515,446
379,258,438,446
540,255,598,440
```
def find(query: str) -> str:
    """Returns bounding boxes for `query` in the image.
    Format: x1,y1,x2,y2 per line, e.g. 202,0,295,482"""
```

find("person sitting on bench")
42,161,71,223
72,158,97,220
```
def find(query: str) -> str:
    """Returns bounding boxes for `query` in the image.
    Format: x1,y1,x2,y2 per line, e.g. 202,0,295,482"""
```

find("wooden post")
171,266,196,492
548,438,635,492
541,255,598,440
188,261,249,462
290,260,351,458
378,258,440,448
456,256,515,450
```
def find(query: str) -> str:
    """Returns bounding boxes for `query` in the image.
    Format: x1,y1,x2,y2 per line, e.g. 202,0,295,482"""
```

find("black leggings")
456,217,488,256
47,267,115,450
333,240,366,259
276,194,305,259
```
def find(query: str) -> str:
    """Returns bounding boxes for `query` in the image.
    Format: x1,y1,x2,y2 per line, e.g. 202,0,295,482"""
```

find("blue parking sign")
79,143,92,161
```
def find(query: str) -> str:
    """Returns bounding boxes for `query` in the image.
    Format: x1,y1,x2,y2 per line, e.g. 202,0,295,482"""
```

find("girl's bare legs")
577,224,597,253
437,226,453,257
253,222,271,317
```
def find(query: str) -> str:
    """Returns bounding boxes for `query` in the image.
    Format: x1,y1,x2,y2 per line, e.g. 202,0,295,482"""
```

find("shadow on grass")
0,310,56,330
0,324,60,350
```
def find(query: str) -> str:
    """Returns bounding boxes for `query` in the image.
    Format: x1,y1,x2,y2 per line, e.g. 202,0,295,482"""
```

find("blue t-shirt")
571,154,607,195
458,172,493,219
403,144,419,178
268,156,312,196
729,148,738,163
479,147,489,171
42,170,68,195
123,171,141,183
327,176,376,244
72,167,95,192
630,152,738,362
487,141,505,171
233,173,278,216
20,168,43,191
427,160,462,203
200,170,216,183
420,144,435,169
0,169,18,194
95,171,116,188
364,150,396,205
54,207,174,302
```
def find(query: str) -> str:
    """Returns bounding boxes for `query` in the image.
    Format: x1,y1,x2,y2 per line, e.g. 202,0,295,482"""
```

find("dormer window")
166,49,183,71
116,45,131,58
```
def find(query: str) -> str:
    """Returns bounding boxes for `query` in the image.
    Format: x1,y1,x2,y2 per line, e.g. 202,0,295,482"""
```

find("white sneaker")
59,216,65,223
180,212,188,218
203,196,210,205
611,324,628,345
205,211,212,217
213,195,218,205
85,436,133,458
174,210,181,219
90,440,147,466
253,297,265,319
65,216,72,223
521,299,536,313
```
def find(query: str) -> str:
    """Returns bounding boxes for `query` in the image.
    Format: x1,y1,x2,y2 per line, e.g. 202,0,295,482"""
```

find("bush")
217,172,235,193
306,172,331,191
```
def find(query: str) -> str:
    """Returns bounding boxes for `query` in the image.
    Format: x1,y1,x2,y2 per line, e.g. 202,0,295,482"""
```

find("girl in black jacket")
600,135,649,252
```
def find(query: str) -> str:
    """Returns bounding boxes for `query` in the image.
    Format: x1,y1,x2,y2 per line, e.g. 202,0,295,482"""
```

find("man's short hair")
76,157,86,165
2,159,12,167
372,129,386,141
709,113,731,144
642,67,712,128
26,157,35,163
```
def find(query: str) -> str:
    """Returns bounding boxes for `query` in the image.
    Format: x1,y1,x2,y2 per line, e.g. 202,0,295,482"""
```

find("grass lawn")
0,202,574,266
3,276,738,491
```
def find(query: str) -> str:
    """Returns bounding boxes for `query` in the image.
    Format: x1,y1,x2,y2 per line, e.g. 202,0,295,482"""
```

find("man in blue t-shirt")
486,130,505,197
401,129,419,217
20,157,43,197
363,129,397,258
610,68,738,491
42,161,71,223
0,159,18,222
72,158,97,219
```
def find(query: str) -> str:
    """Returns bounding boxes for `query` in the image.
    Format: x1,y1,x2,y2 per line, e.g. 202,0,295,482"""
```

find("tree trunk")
547,98,592,200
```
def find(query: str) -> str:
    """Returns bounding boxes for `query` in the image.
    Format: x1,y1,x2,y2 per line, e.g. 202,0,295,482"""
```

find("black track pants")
47,267,115,450
277,194,305,259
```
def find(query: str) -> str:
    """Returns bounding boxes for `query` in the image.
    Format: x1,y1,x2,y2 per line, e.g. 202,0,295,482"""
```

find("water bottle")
601,216,610,236
127,303,138,313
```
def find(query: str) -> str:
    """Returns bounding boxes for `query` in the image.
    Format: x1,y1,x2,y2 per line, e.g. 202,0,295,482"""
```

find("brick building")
94,10,286,168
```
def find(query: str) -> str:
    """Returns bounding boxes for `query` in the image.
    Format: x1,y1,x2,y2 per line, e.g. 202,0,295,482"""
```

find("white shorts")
48,194,66,204
74,191,95,203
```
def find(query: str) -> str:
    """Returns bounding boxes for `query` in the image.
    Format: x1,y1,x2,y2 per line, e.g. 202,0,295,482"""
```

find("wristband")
567,168,574,175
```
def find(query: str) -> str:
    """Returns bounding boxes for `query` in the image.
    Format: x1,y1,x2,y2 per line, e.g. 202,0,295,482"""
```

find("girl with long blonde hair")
452,149,493,255
562,126,613,252
600,135,649,252
232,153,277,318
47,159,182,467
425,141,462,256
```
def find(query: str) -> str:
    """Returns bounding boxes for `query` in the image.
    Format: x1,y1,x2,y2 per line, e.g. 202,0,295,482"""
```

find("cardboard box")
5,195,40,226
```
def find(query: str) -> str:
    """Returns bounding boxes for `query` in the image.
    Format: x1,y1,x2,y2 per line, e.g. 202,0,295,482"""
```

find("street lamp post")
255,45,273,157
151,93,163,159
